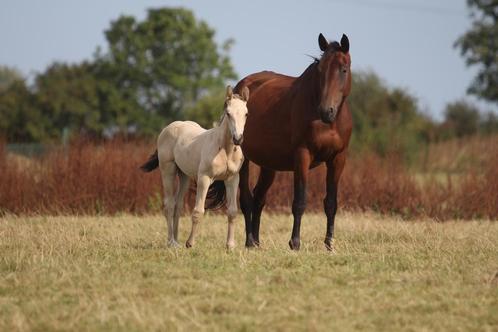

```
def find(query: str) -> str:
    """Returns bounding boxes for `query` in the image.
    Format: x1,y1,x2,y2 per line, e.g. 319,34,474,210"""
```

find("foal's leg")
251,167,276,246
225,174,239,249
239,159,255,247
289,148,311,250
159,161,178,247
186,175,211,248
173,171,190,243
324,152,346,251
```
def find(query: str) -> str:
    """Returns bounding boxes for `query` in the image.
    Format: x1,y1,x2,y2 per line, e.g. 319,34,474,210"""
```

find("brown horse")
234,33,352,250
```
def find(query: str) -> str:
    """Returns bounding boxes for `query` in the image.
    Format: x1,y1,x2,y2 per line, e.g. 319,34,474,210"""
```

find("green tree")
0,66,23,92
184,87,226,128
34,62,104,139
96,7,237,136
441,100,480,138
0,80,48,141
479,111,498,134
348,70,432,162
455,0,498,104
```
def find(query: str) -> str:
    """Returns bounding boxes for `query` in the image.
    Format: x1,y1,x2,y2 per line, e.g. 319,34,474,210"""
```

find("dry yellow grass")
1,213,497,331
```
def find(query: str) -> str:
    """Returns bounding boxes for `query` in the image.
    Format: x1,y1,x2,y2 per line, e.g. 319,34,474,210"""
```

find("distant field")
1,213,497,331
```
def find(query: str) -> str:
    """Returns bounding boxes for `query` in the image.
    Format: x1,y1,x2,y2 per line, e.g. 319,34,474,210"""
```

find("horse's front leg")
324,152,346,251
289,148,311,250
186,175,211,248
225,174,239,250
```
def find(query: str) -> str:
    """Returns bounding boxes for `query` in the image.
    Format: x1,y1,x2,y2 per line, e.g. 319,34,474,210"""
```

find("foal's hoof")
185,241,193,248
226,242,236,251
288,238,300,251
167,240,180,248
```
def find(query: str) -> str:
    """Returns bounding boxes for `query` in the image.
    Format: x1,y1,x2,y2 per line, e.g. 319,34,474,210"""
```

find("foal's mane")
217,94,245,126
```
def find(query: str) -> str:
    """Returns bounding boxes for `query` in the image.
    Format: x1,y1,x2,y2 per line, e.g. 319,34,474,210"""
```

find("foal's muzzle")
319,107,337,124
233,136,243,146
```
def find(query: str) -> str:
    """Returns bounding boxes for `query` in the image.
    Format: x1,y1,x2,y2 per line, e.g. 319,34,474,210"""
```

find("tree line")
0,4,497,163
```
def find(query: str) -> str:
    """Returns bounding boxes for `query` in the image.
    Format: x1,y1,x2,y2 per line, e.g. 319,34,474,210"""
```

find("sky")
0,0,493,119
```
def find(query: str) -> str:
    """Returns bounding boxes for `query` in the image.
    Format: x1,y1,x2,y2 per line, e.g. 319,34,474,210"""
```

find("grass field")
1,213,497,331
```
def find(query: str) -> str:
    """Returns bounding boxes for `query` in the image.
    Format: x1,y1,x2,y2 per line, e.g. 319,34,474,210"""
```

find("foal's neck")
215,115,235,153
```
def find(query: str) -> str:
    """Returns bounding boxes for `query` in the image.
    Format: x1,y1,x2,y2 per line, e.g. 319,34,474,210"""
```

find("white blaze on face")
226,98,248,142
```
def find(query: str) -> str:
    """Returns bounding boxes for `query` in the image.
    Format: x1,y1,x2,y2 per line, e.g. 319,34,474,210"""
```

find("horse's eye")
245,113,248,118
342,67,348,74
226,112,231,118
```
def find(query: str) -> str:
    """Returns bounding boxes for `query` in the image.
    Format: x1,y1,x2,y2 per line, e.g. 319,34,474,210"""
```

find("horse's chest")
309,125,344,161
211,148,243,179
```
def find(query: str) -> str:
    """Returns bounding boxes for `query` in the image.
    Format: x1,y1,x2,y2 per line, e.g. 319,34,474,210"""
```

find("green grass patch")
1,213,497,331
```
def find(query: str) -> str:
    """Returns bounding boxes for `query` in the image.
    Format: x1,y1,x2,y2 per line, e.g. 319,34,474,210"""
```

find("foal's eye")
226,112,231,118
245,113,248,118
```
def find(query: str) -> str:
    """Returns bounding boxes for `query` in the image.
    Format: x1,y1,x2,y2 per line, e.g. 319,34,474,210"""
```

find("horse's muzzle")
233,136,243,146
319,107,337,124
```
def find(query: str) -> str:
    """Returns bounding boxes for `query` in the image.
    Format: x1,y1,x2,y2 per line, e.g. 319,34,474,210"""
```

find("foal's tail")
205,180,226,210
140,150,159,172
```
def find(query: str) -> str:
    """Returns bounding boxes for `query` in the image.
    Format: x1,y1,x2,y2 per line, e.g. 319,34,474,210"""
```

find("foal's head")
316,33,351,124
224,85,249,145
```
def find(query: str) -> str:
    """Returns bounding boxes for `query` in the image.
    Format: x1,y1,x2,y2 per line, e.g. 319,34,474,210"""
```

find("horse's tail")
140,150,159,172
205,180,226,210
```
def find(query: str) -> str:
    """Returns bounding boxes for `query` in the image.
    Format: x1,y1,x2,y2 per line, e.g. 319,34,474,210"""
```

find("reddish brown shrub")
0,139,161,215
1,137,496,220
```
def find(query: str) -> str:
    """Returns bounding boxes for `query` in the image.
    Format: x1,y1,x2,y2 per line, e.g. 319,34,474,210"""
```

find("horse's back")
157,121,206,170
236,71,295,97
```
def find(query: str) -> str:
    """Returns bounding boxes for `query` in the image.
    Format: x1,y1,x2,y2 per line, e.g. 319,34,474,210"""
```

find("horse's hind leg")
160,160,179,247
239,159,255,247
251,167,276,246
173,170,190,243
225,174,239,249
186,175,211,248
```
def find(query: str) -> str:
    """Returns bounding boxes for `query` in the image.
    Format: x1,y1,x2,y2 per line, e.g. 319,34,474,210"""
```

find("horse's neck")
213,116,234,153
294,62,320,107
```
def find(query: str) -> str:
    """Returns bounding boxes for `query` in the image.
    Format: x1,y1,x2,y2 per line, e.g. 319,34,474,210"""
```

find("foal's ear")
340,34,350,53
318,33,329,52
226,85,233,99
241,86,250,102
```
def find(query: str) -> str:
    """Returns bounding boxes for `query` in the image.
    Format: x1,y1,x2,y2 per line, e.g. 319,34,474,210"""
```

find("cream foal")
141,86,249,249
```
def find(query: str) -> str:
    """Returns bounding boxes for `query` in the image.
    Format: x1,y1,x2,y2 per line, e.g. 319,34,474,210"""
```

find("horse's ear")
318,33,328,52
226,85,233,99
340,34,349,53
241,86,250,102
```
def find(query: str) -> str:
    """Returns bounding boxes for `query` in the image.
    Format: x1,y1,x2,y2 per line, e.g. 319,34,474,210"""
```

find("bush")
1,138,497,220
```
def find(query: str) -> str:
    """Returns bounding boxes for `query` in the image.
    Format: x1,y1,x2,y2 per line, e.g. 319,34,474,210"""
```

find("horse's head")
224,85,249,145
316,33,351,124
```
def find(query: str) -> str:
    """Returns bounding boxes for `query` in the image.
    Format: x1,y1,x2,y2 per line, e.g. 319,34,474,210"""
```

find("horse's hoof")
245,241,256,249
185,241,193,248
245,235,258,248
226,242,236,250
324,238,334,252
289,238,300,251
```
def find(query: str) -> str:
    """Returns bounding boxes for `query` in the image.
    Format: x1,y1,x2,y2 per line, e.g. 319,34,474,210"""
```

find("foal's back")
157,121,207,178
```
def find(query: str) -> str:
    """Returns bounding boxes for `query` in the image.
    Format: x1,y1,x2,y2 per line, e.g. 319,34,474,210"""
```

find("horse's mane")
300,39,343,79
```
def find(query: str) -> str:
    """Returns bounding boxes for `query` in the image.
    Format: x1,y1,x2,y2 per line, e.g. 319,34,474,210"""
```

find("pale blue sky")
0,0,493,119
